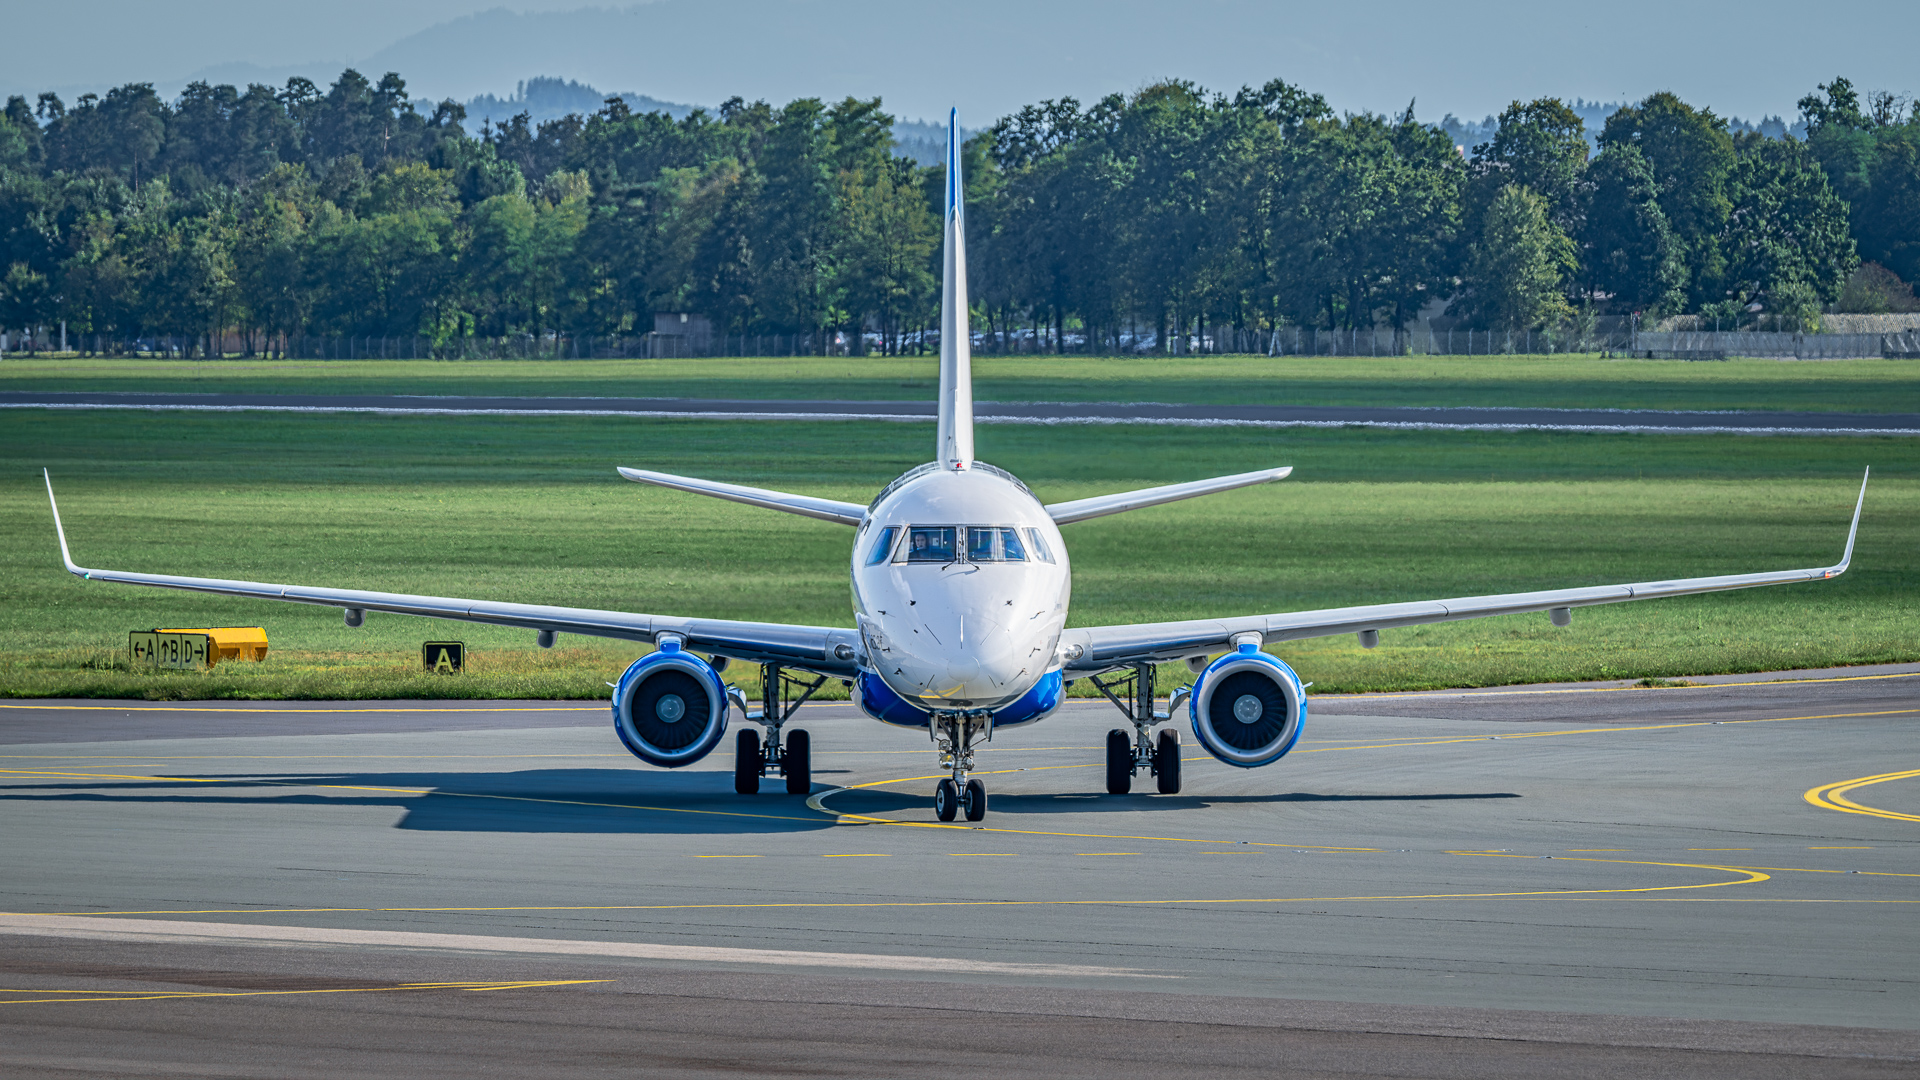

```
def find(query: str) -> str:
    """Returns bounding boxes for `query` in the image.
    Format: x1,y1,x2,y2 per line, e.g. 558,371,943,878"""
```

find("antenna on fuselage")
938,107,974,471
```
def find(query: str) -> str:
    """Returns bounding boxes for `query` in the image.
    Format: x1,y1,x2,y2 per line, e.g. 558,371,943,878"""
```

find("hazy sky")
10,1,1915,126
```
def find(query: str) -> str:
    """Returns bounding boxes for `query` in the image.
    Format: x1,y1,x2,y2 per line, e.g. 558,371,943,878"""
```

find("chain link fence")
10,327,1920,360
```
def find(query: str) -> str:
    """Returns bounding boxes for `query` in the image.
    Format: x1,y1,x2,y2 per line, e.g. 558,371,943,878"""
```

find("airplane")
43,112,1869,823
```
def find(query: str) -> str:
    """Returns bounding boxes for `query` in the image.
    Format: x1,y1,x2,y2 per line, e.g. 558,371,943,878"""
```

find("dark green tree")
1582,143,1687,314
2,97,42,169
1854,127,1920,283
44,84,167,186
1600,93,1736,308
1470,98,1588,237
837,157,936,353
1453,184,1575,332
1723,136,1856,308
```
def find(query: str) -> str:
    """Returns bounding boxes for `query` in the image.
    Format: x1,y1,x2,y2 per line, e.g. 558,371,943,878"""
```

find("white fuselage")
851,463,1070,710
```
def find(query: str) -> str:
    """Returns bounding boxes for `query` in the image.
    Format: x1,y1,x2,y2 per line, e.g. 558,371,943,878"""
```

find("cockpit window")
967,526,1028,562
1024,528,1055,564
905,526,956,562
864,526,899,566
890,525,1045,564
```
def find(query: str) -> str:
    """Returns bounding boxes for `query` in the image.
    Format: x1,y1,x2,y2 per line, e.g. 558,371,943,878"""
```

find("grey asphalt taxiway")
4,388,1917,435
2,668,1916,1077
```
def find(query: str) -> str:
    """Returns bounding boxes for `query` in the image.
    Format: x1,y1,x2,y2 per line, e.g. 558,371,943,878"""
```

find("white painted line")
0,913,1170,979
0,402,1910,436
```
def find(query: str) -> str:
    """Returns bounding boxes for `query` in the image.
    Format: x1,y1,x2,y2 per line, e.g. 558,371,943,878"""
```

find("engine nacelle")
611,639,729,767
1189,644,1307,768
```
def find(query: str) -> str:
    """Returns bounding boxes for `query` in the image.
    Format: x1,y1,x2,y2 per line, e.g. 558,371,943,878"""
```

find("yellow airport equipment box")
130,627,269,669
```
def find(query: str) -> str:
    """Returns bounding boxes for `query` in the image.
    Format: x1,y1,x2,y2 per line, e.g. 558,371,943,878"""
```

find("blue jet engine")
1189,643,1306,767
611,638,729,767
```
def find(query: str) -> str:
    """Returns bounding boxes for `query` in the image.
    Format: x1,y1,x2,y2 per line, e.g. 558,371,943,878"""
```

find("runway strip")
5,390,1915,435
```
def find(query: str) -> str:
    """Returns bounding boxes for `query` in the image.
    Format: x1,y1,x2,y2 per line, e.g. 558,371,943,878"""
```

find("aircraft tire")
963,778,987,821
1106,729,1133,794
1155,728,1182,794
783,729,811,794
734,729,762,795
934,778,959,821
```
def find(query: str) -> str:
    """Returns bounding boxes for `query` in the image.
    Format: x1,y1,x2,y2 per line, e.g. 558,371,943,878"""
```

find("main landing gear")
931,712,992,822
1089,662,1189,796
730,663,825,795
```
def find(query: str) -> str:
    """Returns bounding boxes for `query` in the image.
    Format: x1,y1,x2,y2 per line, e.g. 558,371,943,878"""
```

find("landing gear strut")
1089,662,1189,795
729,662,824,795
931,711,992,821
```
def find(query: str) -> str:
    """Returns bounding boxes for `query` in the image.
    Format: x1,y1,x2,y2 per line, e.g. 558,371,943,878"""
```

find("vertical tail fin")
938,108,974,470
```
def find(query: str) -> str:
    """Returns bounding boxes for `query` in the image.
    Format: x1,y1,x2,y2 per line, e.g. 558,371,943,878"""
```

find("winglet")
43,469,86,578
1829,467,1868,577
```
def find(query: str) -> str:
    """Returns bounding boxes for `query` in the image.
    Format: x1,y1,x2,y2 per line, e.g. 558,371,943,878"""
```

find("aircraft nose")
913,622,1044,705
868,603,1055,709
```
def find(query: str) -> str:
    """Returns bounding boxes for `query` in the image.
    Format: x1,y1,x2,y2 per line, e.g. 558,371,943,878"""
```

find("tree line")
0,69,1914,356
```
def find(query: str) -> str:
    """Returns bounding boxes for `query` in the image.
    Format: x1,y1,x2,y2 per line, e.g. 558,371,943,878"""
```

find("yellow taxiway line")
7,856,1782,918
1805,768,1920,823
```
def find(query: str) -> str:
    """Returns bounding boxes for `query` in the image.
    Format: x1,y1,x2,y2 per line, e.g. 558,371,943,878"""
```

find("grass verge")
3,407,1911,699
4,354,1918,413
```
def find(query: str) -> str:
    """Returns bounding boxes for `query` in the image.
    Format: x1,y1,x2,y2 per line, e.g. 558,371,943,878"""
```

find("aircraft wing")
1045,467,1292,525
1060,470,1868,673
43,472,861,675
618,467,867,526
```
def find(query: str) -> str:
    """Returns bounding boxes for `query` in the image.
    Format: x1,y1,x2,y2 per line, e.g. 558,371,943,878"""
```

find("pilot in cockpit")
906,527,955,562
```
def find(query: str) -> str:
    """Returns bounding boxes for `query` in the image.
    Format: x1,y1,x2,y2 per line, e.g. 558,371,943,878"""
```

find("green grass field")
4,353,1919,413
3,400,1910,700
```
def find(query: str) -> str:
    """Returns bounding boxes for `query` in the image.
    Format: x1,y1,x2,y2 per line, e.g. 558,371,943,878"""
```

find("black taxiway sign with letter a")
423,641,464,673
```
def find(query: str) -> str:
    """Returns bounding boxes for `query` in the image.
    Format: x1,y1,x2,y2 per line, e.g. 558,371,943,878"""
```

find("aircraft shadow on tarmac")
0,769,835,835
820,788,1523,817
1,772,1519,833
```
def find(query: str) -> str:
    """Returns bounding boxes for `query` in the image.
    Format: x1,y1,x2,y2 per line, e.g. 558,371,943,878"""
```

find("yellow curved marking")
1721,865,1920,878
1805,769,1920,823
1565,898,1920,903
14,854,1773,920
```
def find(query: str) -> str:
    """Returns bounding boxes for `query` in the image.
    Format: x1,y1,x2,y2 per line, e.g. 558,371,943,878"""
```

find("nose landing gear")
932,711,992,821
